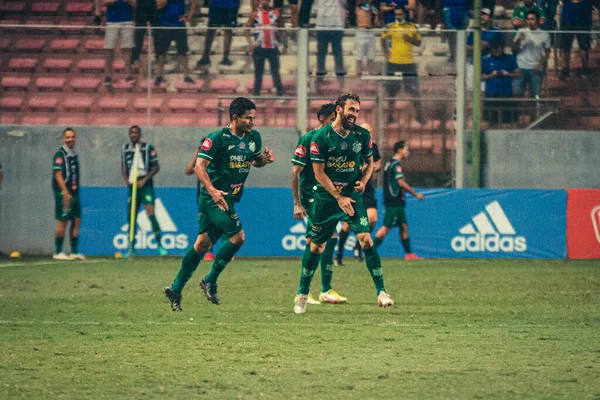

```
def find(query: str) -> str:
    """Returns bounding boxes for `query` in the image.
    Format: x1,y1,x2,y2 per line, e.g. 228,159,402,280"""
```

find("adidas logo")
451,201,527,253
113,199,189,251
282,222,308,251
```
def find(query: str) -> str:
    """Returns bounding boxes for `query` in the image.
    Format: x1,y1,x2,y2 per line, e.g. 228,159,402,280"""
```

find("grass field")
0,257,599,399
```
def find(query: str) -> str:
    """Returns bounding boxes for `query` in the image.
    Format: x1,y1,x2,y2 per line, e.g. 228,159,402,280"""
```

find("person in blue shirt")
154,0,196,86
559,0,592,78
467,8,503,59
481,39,521,126
442,0,469,62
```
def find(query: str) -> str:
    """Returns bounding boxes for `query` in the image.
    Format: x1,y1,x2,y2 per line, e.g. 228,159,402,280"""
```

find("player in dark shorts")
373,140,424,260
293,93,394,314
52,128,85,261
336,122,381,265
164,97,275,311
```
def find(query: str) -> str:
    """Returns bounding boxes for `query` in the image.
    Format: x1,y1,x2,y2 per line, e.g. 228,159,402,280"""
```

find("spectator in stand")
315,0,347,84
253,0,299,28
559,0,592,78
512,0,546,28
380,0,415,25
441,0,469,63
512,9,550,98
381,5,423,122
94,0,103,25
196,0,239,68
131,0,159,71
467,8,503,59
154,0,196,86
355,0,379,76
481,39,521,125
245,0,284,97
104,0,136,86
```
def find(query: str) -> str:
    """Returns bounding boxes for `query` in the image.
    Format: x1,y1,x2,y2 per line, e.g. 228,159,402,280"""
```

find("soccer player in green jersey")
52,128,85,261
164,97,275,311
291,103,349,305
121,125,167,256
293,93,394,314
373,140,424,260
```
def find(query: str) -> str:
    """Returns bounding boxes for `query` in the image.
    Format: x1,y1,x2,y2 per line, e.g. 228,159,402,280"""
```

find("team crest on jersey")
239,142,246,150
201,138,212,150
396,165,402,173
352,142,362,153
341,142,348,150
151,150,156,157
249,141,256,152
295,145,306,157
368,138,373,148
55,157,64,165
310,142,319,155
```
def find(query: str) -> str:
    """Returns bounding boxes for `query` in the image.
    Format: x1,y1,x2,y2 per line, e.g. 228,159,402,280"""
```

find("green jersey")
291,129,318,205
383,157,406,207
310,124,373,202
121,142,158,188
512,5,545,21
197,127,263,203
52,146,80,195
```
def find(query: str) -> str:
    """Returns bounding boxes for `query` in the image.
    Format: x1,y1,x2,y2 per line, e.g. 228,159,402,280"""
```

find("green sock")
171,246,204,293
401,237,411,254
320,238,337,292
363,246,385,295
70,236,79,254
373,236,383,248
298,246,322,295
149,215,162,246
205,240,241,284
55,237,64,254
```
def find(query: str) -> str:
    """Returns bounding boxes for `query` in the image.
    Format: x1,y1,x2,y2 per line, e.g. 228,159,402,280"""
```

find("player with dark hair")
293,93,394,314
291,102,348,305
52,128,85,261
373,140,424,259
121,125,167,257
164,97,275,311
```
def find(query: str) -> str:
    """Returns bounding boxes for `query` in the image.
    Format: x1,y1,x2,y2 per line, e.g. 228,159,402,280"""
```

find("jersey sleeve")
291,134,311,167
392,161,405,180
52,151,65,170
148,144,158,166
251,132,263,161
362,131,373,159
310,131,327,164
198,131,221,162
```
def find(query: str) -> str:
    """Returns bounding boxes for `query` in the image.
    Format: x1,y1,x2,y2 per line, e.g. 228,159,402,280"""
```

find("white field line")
0,320,558,328
0,260,110,268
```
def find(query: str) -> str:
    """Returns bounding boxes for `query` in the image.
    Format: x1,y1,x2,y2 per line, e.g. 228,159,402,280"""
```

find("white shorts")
105,22,135,50
355,30,376,61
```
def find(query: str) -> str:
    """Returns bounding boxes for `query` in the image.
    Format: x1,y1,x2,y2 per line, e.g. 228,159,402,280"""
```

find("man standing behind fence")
245,0,284,99
104,0,136,86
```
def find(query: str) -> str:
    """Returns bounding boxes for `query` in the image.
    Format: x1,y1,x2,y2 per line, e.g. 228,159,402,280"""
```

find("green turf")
0,257,599,399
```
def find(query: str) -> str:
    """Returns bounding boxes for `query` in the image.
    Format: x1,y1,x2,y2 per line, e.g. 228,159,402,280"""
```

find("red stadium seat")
167,98,199,113
49,39,80,53
57,18,88,35
315,79,342,95
21,114,53,125
133,97,164,112
160,114,195,127
209,79,239,93
35,77,67,91
0,95,25,110
42,58,73,72
84,39,105,53
28,96,59,110
62,96,94,111
112,59,126,73
139,79,169,92
25,17,53,33
244,79,273,94
282,79,296,94
87,113,125,126
76,58,106,72
175,78,206,93
31,2,60,14
0,18,23,32
15,39,46,52
0,113,19,124
0,2,27,13
97,97,129,111
65,2,94,14
112,79,136,92
0,38,11,51
1,76,31,90
56,114,87,126
8,58,38,72
71,77,101,92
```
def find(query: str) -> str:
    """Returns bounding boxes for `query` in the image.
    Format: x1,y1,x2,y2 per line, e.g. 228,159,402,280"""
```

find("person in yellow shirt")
380,6,422,123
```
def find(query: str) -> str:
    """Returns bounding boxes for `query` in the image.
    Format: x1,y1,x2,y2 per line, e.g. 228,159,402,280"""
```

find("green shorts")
198,195,243,243
383,205,407,228
54,193,81,221
128,186,155,208
310,196,370,244
302,197,316,238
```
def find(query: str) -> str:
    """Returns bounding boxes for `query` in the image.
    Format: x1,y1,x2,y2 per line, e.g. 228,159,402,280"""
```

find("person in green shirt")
512,0,546,28
121,125,167,257
293,93,394,314
164,97,275,311
291,102,348,305
373,140,424,259
52,128,85,261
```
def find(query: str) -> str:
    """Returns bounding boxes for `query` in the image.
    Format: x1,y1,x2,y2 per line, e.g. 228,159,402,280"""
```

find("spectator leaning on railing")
246,0,284,98
512,0,546,28
315,0,347,83
104,0,136,86
512,9,550,98
559,0,592,79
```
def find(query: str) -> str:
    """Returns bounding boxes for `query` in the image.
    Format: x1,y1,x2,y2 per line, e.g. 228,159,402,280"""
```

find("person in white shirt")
512,9,550,98
315,0,347,83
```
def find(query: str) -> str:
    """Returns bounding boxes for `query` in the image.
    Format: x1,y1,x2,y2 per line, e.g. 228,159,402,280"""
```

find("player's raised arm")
185,146,200,175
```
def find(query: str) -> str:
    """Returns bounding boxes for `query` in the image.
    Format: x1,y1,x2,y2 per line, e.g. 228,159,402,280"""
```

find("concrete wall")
482,130,600,189
0,125,299,254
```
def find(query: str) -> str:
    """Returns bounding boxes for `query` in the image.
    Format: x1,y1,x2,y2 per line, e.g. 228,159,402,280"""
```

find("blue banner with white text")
78,187,566,258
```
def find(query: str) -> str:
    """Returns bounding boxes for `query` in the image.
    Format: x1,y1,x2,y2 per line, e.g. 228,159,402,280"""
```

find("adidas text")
113,231,188,250
451,234,527,252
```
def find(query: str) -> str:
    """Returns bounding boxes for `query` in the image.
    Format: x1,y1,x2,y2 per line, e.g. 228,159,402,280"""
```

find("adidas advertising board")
78,188,565,258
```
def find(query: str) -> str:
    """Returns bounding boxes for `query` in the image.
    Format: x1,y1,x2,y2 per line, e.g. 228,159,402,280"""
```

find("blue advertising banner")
79,187,566,259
